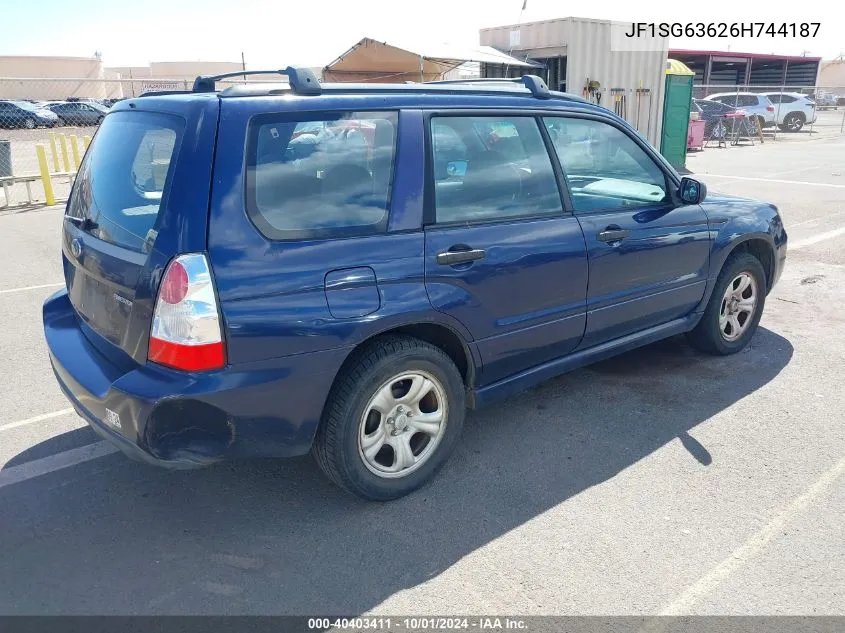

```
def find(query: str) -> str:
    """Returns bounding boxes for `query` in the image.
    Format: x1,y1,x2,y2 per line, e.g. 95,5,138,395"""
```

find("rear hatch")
62,100,217,367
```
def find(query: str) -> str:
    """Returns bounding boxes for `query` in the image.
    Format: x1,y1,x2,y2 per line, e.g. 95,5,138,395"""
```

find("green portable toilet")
660,59,695,170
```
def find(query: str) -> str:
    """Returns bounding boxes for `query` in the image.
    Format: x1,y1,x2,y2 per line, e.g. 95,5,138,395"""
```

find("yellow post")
58,134,70,172
82,135,92,151
36,144,56,206
48,133,60,172
70,136,81,171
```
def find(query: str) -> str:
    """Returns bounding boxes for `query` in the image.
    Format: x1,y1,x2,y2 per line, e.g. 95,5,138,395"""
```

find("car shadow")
0,328,793,614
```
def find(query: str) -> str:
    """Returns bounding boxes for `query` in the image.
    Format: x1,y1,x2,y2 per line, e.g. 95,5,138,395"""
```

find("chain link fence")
692,84,845,142
1,77,844,208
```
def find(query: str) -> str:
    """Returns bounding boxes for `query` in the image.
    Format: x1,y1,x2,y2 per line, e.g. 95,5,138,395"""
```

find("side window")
767,94,782,104
778,95,796,104
739,95,758,107
246,111,398,240
429,115,562,224
713,96,735,106
545,116,669,212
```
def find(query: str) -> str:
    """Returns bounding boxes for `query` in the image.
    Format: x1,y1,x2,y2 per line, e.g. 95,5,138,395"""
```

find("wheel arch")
329,320,478,397
721,235,776,291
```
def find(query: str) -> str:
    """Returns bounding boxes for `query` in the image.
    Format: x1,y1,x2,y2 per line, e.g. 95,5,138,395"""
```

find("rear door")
423,113,588,385
62,99,217,366
544,114,710,348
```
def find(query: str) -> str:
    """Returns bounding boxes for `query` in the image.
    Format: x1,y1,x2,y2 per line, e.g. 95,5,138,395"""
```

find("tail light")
767,105,775,112
148,253,225,371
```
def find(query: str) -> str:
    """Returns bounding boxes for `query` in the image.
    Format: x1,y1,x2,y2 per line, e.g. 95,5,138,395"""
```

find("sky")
1,0,843,68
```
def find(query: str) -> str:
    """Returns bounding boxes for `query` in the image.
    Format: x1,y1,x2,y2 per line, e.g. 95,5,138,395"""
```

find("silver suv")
761,92,817,132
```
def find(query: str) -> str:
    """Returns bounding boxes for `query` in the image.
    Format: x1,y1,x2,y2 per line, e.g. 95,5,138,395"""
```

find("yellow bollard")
82,135,91,152
70,136,81,171
48,133,60,172
36,144,56,206
58,134,70,172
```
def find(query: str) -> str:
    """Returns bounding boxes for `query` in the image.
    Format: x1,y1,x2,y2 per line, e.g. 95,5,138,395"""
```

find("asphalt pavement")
0,125,843,616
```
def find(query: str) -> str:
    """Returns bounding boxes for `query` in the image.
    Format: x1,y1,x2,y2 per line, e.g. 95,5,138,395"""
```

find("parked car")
813,92,839,110
43,70,788,500
692,98,747,137
0,100,59,129
704,92,776,132
45,101,108,126
759,92,817,132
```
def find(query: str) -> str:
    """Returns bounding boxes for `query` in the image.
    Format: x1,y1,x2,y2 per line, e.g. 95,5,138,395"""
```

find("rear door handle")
597,228,630,243
436,248,487,266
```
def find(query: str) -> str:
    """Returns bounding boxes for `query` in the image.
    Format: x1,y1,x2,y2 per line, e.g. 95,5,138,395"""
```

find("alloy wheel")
719,272,758,341
358,371,448,479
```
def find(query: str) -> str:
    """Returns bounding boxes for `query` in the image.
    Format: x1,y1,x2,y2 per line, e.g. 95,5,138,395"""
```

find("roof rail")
192,66,321,95
425,75,551,99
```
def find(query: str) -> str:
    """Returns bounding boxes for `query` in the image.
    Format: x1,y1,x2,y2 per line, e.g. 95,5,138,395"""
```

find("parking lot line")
656,455,845,617
702,175,845,189
790,226,845,249
0,282,64,296
0,408,75,433
0,441,118,490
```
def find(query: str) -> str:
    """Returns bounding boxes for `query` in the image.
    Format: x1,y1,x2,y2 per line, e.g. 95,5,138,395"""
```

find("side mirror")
679,177,707,204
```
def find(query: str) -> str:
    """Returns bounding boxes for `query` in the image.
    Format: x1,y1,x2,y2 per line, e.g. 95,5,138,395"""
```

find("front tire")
24,118,35,129
313,335,466,501
687,252,767,355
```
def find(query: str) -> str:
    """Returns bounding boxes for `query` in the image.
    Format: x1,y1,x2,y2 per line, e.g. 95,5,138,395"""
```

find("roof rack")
425,75,551,99
192,66,321,95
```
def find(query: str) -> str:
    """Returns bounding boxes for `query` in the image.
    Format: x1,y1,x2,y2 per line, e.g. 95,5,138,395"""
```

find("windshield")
12,101,39,112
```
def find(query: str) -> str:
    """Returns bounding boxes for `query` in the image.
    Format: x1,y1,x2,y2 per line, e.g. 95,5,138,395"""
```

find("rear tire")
687,252,767,355
313,335,466,501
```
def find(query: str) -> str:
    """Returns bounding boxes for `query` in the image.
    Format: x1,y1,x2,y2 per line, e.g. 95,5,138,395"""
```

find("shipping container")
480,17,668,148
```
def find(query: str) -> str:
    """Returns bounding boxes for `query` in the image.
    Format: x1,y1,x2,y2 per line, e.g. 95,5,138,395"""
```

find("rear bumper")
44,290,349,467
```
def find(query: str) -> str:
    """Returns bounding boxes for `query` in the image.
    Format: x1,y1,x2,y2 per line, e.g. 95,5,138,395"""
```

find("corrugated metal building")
479,17,668,147
668,49,821,88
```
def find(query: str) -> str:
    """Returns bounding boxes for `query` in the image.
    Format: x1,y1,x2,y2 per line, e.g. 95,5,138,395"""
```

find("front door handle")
436,248,487,266
597,227,631,243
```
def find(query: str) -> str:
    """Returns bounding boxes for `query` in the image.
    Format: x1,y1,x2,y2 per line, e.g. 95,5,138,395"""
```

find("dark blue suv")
43,69,787,500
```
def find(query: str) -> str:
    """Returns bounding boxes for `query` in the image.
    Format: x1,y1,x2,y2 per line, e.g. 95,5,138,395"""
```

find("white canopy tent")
322,38,541,83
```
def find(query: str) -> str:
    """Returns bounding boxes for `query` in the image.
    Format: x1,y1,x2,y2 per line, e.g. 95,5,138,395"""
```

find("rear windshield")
245,111,398,240
66,111,183,253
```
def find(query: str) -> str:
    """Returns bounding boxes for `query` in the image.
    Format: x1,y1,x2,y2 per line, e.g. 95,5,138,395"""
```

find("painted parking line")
790,226,845,249
0,441,118,490
641,455,845,624
0,408,76,433
0,282,63,296
701,174,845,188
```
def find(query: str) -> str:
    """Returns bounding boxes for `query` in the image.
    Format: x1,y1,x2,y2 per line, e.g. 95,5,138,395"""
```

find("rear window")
246,111,398,240
66,111,183,253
